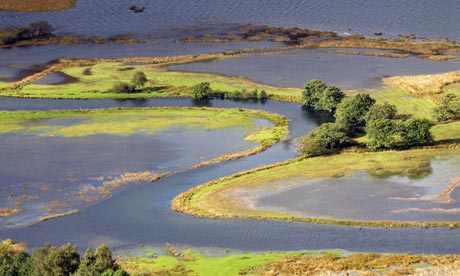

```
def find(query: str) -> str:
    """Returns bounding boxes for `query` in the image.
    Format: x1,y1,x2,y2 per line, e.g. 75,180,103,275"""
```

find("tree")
401,118,433,146
301,123,350,156
112,82,135,93
366,102,397,123
0,240,31,276
31,243,80,276
335,93,375,135
259,89,267,100
301,79,327,108
28,21,53,37
191,82,211,101
75,245,119,276
366,119,398,149
316,85,345,112
433,93,460,121
131,71,147,88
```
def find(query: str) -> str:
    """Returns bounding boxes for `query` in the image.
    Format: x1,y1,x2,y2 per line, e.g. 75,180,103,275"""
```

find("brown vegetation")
0,0,78,12
255,253,460,276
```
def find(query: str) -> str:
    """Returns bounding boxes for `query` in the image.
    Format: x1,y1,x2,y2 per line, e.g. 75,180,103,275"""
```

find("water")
1,0,460,40
1,98,460,254
171,50,460,89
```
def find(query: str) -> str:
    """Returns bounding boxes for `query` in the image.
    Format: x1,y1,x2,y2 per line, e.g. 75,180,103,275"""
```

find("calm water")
171,51,460,89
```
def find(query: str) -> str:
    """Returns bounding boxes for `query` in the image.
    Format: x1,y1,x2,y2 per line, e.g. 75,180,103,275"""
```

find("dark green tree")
401,118,433,146
131,71,147,88
301,79,327,108
259,89,267,100
302,123,350,156
366,119,398,149
31,243,80,276
75,245,119,276
433,93,460,121
316,85,345,112
191,82,211,101
365,102,397,123
335,93,375,135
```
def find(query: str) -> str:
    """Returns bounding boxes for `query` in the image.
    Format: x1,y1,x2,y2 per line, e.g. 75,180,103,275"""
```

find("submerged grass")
172,147,460,228
0,107,287,140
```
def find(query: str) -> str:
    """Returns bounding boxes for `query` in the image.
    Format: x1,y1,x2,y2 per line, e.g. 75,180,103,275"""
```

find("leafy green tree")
366,119,398,149
31,243,80,276
0,240,31,276
191,82,211,101
301,79,327,108
316,85,345,112
251,89,258,99
335,93,375,135
131,71,147,88
366,102,397,123
75,245,119,276
401,118,433,146
302,123,350,156
259,89,267,100
433,93,460,121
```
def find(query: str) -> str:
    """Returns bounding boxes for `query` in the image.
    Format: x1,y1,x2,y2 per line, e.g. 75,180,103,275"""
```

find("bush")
301,80,344,113
401,118,433,146
191,82,212,101
302,123,350,156
131,71,147,88
366,119,398,149
112,82,135,93
335,93,375,135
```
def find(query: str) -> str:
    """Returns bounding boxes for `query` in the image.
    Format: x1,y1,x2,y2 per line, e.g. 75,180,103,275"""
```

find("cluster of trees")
433,93,460,121
301,80,434,156
0,240,127,276
112,71,148,93
0,21,54,45
191,82,268,101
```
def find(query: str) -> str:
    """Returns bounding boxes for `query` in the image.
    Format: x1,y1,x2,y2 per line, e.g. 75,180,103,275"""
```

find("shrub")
191,82,211,101
302,123,350,156
112,82,135,93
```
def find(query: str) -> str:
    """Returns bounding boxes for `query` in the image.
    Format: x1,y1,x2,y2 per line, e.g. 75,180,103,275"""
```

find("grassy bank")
0,0,78,12
172,146,460,228
119,247,460,276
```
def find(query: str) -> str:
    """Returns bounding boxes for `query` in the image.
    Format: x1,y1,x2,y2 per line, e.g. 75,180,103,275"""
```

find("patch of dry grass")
0,0,78,12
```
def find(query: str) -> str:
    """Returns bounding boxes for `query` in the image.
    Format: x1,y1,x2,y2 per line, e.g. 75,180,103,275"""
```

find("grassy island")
0,0,78,12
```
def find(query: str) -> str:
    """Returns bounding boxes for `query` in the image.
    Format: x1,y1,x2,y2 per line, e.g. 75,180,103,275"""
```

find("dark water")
171,51,460,89
1,98,460,254
1,0,460,40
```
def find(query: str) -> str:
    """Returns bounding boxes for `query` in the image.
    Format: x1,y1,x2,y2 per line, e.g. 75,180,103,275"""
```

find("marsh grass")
0,0,78,12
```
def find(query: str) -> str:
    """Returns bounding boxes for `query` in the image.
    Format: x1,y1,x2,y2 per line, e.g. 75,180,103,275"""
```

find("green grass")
349,85,438,119
0,62,301,100
121,250,302,276
0,107,283,139
431,121,460,142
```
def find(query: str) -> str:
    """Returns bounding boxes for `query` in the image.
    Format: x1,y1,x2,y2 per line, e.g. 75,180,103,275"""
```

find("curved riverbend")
1,97,460,254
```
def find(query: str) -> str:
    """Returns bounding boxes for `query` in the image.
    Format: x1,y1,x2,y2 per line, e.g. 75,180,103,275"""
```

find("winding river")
1,97,460,254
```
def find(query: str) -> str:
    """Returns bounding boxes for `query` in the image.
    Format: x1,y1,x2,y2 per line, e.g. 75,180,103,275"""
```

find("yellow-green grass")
172,147,460,228
120,249,302,276
431,121,460,142
0,107,286,141
0,0,78,12
349,86,438,119
0,62,301,100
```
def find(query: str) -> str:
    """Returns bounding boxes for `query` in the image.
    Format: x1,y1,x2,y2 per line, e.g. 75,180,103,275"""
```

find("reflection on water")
255,156,460,222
